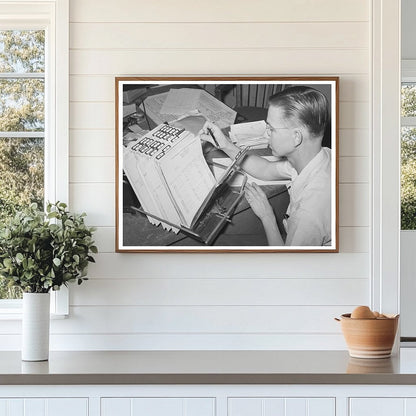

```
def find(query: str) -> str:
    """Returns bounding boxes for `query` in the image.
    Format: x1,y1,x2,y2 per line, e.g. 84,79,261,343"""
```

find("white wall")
52,0,371,350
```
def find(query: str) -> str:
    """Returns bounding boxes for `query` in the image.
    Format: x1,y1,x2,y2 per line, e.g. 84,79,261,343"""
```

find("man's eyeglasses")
265,122,290,135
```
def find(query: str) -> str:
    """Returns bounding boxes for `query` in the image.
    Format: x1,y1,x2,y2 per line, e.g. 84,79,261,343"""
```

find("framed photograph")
115,77,339,253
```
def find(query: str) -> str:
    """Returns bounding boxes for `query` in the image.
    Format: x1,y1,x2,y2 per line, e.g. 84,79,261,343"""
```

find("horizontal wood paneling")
54,305,353,334
69,129,114,157
85,252,369,279
69,157,114,183
69,49,368,76
70,76,115,102
339,157,369,183
339,227,369,253
0,306,355,335
69,74,369,103
70,22,368,50
70,0,369,23
71,278,368,306
338,129,369,157
91,227,115,253
69,183,114,226
339,102,369,129
70,103,113,129
59,0,373,351
0,333,347,350
339,184,369,227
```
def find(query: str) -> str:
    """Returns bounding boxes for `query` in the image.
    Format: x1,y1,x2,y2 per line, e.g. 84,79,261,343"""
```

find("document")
123,122,216,231
158,136,216,227
141,92,178,125
229,120,269,149
123,147,182,232
159,88,237,129
196,89,236,129
160,88,202,116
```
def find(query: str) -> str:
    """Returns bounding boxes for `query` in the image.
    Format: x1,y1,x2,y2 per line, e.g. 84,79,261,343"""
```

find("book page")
158,135,216,227
123,146,181,232
197,90,237,129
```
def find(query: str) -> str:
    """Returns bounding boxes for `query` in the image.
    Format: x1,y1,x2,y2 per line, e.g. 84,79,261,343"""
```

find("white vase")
22,292,50,361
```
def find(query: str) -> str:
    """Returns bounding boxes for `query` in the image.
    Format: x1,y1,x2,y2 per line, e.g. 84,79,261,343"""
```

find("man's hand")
244,183,274,220
199,121,233,150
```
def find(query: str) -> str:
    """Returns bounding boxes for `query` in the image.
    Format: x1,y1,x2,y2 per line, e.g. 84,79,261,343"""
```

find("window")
0,29,45,300
401,73,416,229
0,0,69,314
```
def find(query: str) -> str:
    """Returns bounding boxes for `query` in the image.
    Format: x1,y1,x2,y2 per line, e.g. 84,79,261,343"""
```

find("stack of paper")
123,122,216,233
159,88,237,129
229,120,269,149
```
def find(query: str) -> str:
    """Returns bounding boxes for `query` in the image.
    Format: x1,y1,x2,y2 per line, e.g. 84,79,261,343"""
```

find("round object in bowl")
351,305,376,319
339,313,399,359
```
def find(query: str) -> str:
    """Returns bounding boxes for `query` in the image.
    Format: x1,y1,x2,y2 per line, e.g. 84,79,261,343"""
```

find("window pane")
0,30,45,73
401,127,416,230
0,30,45,301
402,83,416,117
0,137,43,300
0,137,44,218
0,78,44,131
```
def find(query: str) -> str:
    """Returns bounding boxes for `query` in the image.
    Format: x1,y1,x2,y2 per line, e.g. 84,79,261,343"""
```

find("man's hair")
269,86,329,137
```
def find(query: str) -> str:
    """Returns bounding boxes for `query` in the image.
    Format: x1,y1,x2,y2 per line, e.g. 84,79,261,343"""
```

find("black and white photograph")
116,77,338,252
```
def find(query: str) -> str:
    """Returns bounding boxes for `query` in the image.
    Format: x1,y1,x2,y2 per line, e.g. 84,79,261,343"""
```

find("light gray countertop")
2,349,416,385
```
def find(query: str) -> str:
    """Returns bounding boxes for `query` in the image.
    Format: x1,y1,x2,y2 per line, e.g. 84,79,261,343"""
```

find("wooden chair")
214,84,287,123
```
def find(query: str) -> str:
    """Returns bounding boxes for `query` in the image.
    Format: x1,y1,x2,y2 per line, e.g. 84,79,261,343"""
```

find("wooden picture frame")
115,77,339,253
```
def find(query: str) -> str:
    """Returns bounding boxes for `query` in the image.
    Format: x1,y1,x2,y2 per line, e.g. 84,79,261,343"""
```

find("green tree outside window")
0,30,45,299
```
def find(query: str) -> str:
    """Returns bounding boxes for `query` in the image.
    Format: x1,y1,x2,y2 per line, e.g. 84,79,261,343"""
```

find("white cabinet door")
350,398,416,416
228,397,335,416
101,398,215,416
0,398,88,416
350,398,404,416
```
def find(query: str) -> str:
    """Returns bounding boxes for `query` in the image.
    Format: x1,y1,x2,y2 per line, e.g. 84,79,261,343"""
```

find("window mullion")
401,117,416,127
0,72,44,79
0,132,44,138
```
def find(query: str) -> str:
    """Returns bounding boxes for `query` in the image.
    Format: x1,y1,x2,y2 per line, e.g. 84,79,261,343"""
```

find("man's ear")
293,129,303,148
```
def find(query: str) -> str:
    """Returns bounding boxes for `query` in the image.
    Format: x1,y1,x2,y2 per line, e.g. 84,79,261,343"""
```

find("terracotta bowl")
338,313,399,359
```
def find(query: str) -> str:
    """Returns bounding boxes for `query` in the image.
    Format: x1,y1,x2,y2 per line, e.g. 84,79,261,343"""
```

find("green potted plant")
0,202,97,361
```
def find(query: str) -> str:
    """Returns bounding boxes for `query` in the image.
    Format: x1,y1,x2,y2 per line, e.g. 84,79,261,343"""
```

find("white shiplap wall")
51,0,372,350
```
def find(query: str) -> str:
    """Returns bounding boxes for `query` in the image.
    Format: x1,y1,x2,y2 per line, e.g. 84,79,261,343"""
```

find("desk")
121,88,289,247
122,149,289,247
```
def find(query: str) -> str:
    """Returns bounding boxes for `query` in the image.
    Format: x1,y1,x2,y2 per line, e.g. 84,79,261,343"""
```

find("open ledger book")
123,117,248,243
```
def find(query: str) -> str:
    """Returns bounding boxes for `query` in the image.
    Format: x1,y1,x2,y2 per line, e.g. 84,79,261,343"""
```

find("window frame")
401,61,416,125
371,0,401,320
400,61,416,231
0,0,69,316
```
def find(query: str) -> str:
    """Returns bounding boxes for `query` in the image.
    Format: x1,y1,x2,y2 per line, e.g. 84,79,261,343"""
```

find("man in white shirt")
202,85,331,246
